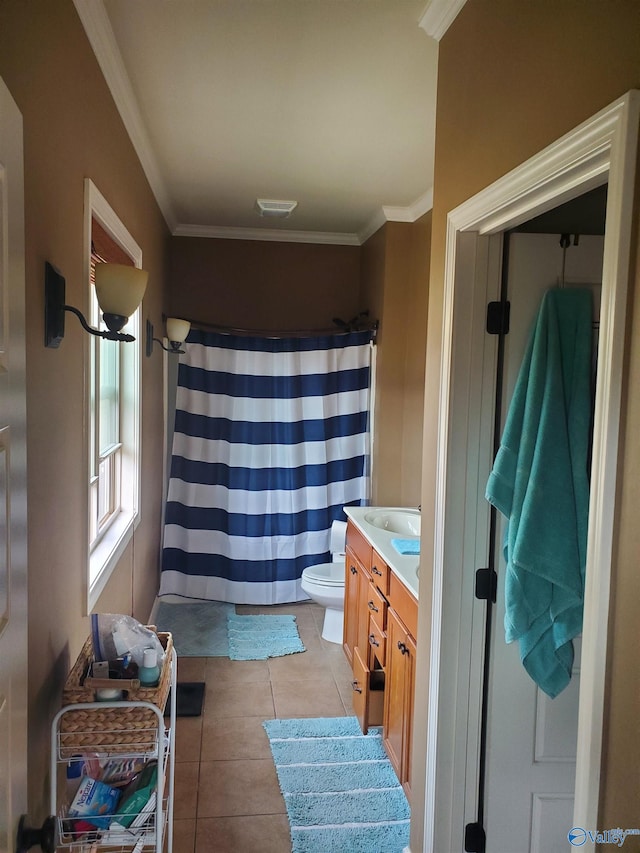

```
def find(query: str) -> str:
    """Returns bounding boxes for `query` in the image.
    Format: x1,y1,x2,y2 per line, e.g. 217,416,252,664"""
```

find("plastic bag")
91,614,165,669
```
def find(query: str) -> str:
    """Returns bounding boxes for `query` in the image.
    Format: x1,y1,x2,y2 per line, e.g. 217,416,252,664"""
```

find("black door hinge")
464,821,486,852
475,568,497,602
486,300,510,335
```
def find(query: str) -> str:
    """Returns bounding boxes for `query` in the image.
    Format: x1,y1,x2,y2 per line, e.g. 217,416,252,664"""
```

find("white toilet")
300,520,347,644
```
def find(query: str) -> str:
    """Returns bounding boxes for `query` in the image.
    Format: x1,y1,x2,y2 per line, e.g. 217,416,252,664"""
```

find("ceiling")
75,0,448,246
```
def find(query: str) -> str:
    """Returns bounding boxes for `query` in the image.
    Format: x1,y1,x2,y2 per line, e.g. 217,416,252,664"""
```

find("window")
85,180,142,611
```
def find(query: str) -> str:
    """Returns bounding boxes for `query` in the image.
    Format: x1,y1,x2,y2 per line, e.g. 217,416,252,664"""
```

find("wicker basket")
59,629,173,755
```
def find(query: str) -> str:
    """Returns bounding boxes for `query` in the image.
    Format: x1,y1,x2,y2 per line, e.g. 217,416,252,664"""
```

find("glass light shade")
94,263,148,319
166,317,191,343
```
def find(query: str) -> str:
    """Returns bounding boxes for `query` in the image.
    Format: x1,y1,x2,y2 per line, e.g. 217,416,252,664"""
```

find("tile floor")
170,601,355,853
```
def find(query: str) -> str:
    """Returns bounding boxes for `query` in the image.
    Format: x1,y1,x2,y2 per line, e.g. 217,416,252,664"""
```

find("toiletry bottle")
139,648,160,687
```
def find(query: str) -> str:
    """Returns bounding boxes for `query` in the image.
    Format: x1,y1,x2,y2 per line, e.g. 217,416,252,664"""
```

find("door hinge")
475,568,497,602
486,300,510,335
464,821,486,852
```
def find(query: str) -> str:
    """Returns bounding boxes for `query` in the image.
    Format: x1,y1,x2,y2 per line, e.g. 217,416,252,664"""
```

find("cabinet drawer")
370,549,389,596
388,572,418,639
367,614,386,668
346,520,372,575
365,582,387,632
352,646,384,732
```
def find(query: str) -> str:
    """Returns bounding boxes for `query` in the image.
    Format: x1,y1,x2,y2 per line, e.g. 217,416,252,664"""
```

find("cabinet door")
383,608,416,796
403,630,416,800
352,645,385,732
383,609,408,783
343,548,360,665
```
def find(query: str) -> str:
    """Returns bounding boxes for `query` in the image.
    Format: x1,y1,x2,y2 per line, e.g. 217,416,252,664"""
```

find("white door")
484,233,604,852
0,77,29,852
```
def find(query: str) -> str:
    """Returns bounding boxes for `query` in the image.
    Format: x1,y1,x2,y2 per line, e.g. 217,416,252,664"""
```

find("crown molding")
73,0,178,231
359,188,434,243
177,187,434,246
172,223,361,246
358,208,389,245
384,188,434,222
419,0,468,41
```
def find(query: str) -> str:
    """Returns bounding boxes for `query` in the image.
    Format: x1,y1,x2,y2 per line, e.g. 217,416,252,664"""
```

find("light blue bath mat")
155,599,235,656
263,716,410,852
227,613,305,660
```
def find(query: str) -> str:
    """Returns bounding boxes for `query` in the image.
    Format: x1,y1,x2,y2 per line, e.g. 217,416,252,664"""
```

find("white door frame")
423,90,640,851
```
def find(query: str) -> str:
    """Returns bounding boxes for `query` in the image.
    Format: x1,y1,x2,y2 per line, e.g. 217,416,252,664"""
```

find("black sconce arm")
63,304,135,342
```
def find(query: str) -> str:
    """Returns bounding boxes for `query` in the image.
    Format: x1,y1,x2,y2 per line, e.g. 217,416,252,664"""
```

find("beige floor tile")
287,605,320,629
271,676,347,719
337,680,357,715
201,714,274,761
173,761,200,820
170,818,196,853
309,605,327,631
295,622,323,652
174,715,203,763
176,657,207,681
204,655,270,683
327,643,357,684
195,814,291,853
203,680,275,718
197,759,286,818
267,648,333,682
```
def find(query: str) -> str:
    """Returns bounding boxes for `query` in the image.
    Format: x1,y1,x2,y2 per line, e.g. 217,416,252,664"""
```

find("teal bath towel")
486,288,592,698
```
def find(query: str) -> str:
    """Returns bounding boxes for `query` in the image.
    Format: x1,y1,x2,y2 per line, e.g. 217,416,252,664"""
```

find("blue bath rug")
154,599,235,656
227,613,305,660
263,716,410,852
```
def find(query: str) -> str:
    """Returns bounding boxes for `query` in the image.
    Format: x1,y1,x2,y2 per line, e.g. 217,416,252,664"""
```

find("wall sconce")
45,261,148,348
146,317,191,357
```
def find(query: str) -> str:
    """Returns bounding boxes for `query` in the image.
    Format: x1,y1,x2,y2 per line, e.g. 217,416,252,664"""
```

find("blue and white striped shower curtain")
159,328,373,604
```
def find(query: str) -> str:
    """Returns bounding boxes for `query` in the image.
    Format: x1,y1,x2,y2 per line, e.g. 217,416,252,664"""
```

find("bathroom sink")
364,510,421,537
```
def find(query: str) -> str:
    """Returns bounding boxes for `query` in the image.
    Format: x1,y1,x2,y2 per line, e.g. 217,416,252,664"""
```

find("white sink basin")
364,509,421,537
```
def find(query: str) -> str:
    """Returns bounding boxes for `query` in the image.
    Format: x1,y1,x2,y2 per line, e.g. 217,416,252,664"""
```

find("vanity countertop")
343,506,419,599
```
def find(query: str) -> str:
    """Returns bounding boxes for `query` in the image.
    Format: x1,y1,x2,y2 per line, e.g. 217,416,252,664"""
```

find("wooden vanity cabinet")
343,520,418,800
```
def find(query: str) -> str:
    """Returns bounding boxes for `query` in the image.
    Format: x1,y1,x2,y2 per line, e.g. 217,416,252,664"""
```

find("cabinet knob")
352,680,363,694
372,565,382,576
367,601,378,612
397,641,409,655
350,565,357,575
368,633,380,647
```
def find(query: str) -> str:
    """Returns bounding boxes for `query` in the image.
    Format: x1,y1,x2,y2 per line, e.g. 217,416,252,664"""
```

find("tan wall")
361,217,430,506
171,224,430,509
414,0,640,849
169,236,361,330
0,0,169,817
401,213,431,506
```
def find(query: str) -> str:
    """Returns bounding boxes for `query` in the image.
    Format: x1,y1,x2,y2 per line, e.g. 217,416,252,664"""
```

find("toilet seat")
302,562,344,586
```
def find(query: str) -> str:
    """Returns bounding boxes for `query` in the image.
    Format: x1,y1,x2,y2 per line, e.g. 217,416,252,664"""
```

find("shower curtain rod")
164,314,378,341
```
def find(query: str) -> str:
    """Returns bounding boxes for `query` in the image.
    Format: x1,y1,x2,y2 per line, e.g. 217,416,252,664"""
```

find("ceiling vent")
255,198,298,218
